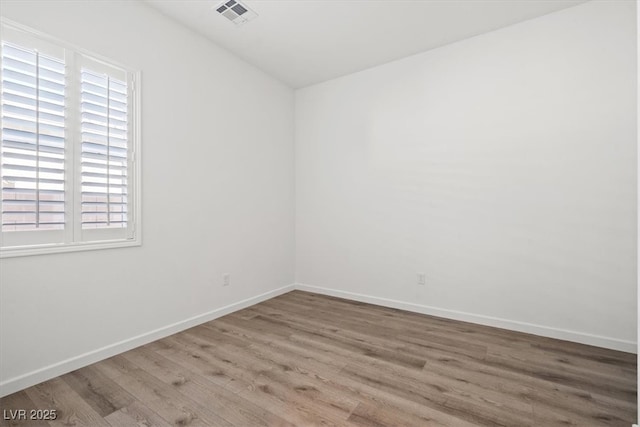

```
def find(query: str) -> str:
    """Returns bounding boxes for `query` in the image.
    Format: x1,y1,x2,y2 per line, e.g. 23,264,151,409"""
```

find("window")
0,20,140,257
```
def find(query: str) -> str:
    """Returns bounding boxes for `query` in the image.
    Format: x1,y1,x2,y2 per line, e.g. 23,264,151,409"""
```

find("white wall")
0,0,295,395
296,0,637,352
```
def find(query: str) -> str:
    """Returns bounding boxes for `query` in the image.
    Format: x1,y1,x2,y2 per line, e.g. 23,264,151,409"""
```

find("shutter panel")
1,42,66,232
80,69,128,229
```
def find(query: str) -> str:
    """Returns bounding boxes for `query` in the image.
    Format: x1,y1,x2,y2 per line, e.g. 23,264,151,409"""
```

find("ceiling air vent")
215,0,258,27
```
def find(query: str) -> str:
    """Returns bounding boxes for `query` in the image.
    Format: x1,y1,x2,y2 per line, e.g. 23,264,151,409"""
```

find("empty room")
0,0,637,426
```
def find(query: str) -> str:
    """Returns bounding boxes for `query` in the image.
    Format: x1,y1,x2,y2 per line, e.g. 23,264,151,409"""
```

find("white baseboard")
0,283,295,398
2,281,635,397
295,283,637,354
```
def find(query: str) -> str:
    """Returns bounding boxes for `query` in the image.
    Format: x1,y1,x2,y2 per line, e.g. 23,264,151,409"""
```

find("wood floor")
0,291,636,426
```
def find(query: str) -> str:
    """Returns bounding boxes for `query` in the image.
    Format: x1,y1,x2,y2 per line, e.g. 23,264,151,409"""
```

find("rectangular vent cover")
216,0,258,26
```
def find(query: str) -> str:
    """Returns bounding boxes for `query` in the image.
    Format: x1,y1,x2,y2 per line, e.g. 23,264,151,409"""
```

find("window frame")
0,19,141,258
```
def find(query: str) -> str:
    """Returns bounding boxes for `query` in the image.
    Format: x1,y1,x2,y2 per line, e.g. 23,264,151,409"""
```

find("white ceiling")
144,0,588,88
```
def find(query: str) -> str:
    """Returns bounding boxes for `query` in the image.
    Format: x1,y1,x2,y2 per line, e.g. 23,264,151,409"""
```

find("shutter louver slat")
1,42,65,232
80,69,128,229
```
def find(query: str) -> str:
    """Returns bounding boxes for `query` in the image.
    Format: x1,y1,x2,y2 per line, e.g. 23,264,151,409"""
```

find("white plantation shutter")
80,69,128,230
1,40,66,243
0,20,140,256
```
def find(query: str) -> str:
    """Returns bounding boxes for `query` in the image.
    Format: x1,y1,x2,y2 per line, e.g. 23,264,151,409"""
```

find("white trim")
0,283,295,397
0,237,140,258
131,70,142,245
295,283,638,354
1,281,635,397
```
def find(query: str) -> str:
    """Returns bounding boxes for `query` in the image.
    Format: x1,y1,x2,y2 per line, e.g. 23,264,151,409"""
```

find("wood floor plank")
254,322,533,421
122,346,294,427
1,290,636,426
253,301,490,363
237,373,355,426
234,343,361,416
227,314,429,370
0,391,50,427
61,365,135,418
423,343,637,423
347,402,446,427
202,320,349,373
530,393,633,426
104,400,173,427
340,362,533,426
175,334,360,425
94,355,233,427
486,341,634,382
224,331,480,427
484,350,635,402
24,378,109,427
161,332,274,394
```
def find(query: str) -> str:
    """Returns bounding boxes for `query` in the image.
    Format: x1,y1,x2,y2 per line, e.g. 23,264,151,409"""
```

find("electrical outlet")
222,273,230,287
417,273,426,286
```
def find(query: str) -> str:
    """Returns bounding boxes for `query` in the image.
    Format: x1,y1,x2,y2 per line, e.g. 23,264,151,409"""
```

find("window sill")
0,238,141,258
